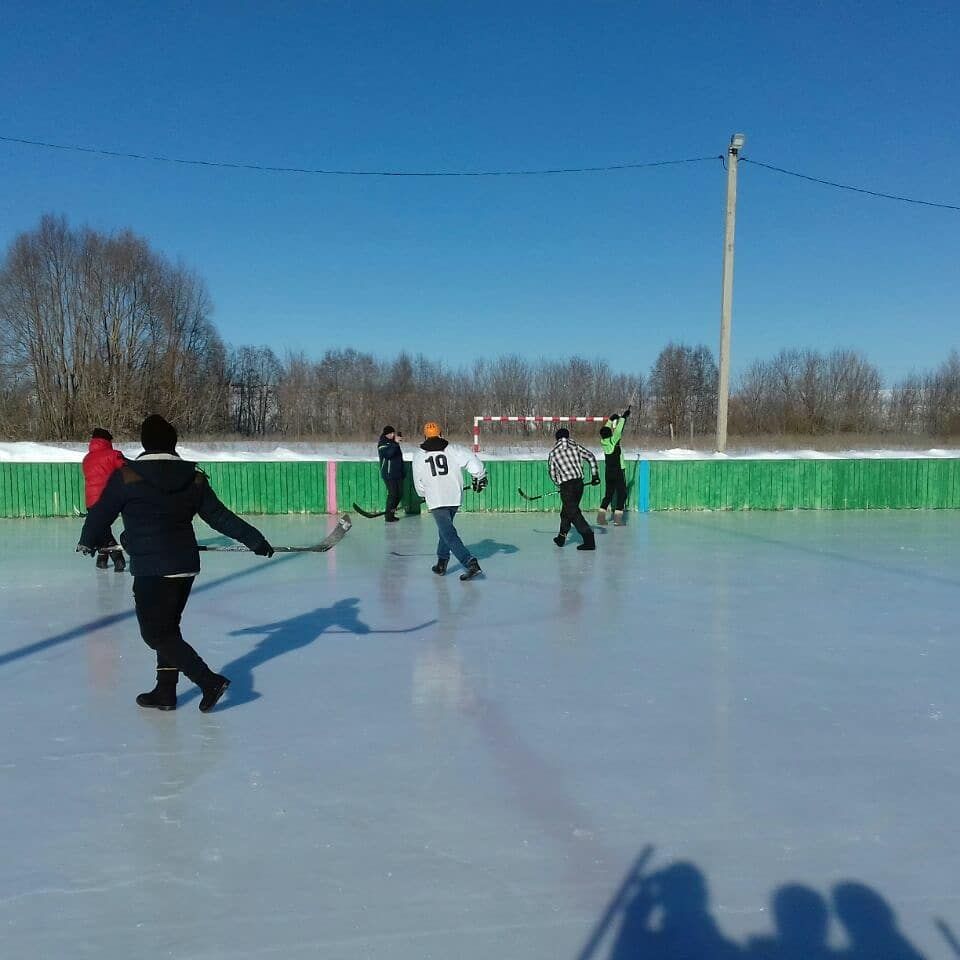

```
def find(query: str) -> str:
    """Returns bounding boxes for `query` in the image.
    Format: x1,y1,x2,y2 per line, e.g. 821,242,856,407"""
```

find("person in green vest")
598,406,631,525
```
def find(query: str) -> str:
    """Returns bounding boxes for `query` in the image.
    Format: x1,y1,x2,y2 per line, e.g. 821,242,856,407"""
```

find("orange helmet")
423,421,442,439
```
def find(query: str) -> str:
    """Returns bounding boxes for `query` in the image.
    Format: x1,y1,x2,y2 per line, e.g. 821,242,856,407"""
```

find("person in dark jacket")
82,427,127,571
377,426,405,522
77,415,274,713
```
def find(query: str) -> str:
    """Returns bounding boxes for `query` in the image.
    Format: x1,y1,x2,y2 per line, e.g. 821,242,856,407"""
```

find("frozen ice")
1,511,958,959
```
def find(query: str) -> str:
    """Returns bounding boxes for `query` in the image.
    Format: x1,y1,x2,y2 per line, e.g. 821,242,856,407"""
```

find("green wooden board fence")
1,458,959,518
647,459,960,511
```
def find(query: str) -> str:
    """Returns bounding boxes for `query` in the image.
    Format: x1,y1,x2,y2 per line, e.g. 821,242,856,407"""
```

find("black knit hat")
91,427,113,442
140,414,178,453
555,427,570,441
600,426,612,439
382,425,396,436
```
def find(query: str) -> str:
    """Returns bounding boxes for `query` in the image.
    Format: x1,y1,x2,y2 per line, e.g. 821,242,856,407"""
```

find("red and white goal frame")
472,415,607,452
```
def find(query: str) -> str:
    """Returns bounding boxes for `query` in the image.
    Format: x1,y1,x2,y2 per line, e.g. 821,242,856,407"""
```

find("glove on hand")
623,405,632,419
76,543,96,557
590,475,601,486
254,540,275,558
472,475,488,493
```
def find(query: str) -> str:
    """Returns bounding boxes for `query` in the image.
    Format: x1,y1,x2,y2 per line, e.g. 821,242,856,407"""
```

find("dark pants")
558,479,594,544
430,506,472,565
601,469,628,511
96,527,120,553
384,477,403,516
133,576,212,687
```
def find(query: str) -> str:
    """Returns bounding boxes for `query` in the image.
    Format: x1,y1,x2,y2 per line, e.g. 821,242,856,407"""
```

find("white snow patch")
1,441,958,463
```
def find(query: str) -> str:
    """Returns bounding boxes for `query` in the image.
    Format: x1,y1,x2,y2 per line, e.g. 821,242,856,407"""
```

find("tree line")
1,216,958,442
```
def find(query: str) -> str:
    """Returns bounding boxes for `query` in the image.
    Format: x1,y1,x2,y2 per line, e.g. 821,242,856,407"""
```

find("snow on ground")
2,440,959,462
1,512,958,959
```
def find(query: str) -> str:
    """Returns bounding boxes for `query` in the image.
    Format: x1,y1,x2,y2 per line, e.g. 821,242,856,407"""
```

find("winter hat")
555,427,570,441
599,426,612,439
382,425,396,436
91,427,113,442
140,414,178,453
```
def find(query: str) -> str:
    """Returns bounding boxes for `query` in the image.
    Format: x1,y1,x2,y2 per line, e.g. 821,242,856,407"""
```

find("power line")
742,157,960,212
0,134,721,177
5,131,956,210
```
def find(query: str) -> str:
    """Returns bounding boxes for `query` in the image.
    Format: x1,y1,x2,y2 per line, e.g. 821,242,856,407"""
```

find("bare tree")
0,215,230,439
649,343,717,437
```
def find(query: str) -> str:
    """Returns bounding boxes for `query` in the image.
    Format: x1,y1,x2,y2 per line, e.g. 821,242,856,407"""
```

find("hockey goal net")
472,415,607,452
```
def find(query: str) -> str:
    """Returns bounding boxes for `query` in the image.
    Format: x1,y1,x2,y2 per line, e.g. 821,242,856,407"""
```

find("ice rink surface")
2,510,958,959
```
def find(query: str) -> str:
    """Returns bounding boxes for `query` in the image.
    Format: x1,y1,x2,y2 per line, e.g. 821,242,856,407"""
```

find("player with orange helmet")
411,421,487,581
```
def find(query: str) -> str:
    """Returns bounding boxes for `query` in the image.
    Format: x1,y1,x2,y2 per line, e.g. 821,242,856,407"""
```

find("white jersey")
412,440,485,510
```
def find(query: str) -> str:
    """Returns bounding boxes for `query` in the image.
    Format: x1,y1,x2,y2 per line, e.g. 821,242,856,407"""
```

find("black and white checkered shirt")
548,439,598,485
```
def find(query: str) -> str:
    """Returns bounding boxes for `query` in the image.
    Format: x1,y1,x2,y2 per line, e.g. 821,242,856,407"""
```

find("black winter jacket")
377,434,405,481
78,454,268,576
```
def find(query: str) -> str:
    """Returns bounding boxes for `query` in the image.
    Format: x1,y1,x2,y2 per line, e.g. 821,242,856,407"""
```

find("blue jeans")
431,506,472,565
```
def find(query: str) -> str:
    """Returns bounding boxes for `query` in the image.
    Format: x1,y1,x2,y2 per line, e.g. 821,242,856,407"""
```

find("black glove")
76,543,96,557
590,475,601,486
623,405,631,419
253,539,275,558
610,414,620,423
472,475,488,493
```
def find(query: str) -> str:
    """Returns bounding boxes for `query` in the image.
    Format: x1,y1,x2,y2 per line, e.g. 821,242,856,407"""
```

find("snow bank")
2,441,959,463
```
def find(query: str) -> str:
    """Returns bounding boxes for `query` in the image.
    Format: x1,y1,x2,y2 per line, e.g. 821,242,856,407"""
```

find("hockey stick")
352,502,386,519
518,487,560,501
199,514,352,553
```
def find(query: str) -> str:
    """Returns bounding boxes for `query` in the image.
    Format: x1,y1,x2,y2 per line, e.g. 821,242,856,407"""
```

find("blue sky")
1,0,957,383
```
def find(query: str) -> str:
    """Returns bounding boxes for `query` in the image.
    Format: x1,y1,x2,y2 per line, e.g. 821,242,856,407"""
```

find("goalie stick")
199,514,352,553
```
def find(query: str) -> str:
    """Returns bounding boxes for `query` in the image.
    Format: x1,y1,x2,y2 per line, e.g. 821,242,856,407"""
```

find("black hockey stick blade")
352,502,386,519
199,514,352,553
518,487,558,501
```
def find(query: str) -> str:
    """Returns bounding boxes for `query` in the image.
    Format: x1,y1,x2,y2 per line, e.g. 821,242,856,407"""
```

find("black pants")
96,527,120,552
601,469,628,511
558,479,594,543
133,576,212,686
384,477,403,516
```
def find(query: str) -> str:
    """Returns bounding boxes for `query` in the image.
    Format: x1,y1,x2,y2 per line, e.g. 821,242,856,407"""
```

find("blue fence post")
637,459,650,513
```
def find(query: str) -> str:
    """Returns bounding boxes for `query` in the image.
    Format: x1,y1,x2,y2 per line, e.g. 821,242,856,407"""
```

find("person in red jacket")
82,428,127,571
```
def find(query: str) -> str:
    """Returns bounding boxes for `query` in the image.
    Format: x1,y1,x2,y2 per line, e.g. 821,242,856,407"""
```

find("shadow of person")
832,881,926,960
608,860,741,960
747,884,835,960
180,598,372,710
466,538,519,560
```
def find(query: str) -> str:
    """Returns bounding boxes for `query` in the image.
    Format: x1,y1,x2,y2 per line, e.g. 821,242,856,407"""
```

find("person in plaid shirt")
547,428,599,551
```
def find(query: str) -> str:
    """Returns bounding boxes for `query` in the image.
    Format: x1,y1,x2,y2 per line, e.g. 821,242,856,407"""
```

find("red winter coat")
82,438,125,508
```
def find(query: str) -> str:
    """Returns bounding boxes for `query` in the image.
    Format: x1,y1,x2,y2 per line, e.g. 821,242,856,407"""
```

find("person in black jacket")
377,426,405,523
77,415,274,713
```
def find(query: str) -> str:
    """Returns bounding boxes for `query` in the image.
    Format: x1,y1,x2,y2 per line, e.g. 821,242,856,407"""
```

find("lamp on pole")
716,132,745,453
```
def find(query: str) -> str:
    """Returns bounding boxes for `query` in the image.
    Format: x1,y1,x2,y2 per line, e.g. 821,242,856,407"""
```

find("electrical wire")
742,157,960,212
0,134,721,177
4,131,956,210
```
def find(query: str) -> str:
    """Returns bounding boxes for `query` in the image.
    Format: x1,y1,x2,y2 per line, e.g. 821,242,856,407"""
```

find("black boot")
431,558,448,576
96,552,110,569
577,539,596,551
385,512,400,523
199,674,231,713
110,550,126,572
136,669,178,711
553,535,565,548
459,557,482,581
